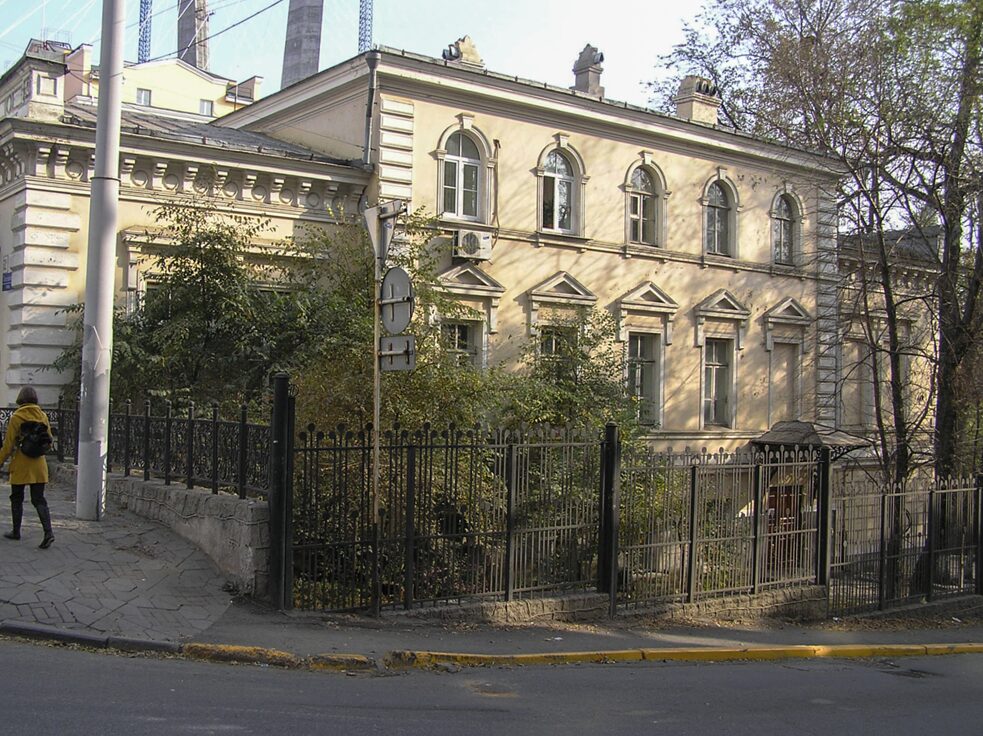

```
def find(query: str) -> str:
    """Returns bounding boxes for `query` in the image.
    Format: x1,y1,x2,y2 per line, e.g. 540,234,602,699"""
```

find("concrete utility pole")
76,0,125,520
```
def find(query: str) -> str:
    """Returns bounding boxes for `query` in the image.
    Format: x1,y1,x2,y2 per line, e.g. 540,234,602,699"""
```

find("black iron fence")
829,478,981,616
618,447,822,609
53,399,271,498
288,421,602,612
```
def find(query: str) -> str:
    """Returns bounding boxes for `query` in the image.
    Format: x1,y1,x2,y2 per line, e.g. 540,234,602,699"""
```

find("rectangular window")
628,333,661,426
630,194,657,244
441,322,481,367
540,325,577,380
703,338,732,427
771,342,799,423
443,160,458,215
706,208,729,255
199,99,214,116
462,163,479,218
136,88,152,106
557,179,572,231
542,176,556,229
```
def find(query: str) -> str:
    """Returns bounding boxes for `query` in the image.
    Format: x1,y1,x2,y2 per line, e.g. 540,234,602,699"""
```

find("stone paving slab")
0,478,232,643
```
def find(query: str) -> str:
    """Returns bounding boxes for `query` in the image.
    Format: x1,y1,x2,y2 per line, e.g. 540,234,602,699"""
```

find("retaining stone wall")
51,462,270,599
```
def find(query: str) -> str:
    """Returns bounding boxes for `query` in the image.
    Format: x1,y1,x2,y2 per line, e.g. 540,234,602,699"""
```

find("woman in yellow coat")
0,386,54,548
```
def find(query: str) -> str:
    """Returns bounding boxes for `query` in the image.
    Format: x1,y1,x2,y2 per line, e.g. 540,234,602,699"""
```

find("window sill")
534,231,589,250
439,216,490,230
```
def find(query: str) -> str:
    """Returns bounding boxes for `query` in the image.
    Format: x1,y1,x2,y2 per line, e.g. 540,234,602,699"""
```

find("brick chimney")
674,75,722,125
571,44,604,96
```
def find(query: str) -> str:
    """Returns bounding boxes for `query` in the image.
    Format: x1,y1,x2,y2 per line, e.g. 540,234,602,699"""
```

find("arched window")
442,132,481,219
542,150,574,232
629,168,657,245
773,194,795,264
704,182,731,256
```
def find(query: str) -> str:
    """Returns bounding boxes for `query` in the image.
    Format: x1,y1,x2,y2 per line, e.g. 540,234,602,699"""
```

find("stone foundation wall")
51,462,270,599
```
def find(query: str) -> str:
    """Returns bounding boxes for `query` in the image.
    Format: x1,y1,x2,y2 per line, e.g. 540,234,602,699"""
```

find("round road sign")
380,266,414,334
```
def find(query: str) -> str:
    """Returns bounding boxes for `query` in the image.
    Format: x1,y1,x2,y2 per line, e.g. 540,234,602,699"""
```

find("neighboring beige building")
0,39,368,406
3,36,856,450
220,38,842,449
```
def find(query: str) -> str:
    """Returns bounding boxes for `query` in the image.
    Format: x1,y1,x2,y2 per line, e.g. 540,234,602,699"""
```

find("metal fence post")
237,405,248,500
752,462,762,594
105,402,113,475
404,443,416,610
211,402,220,494
927,488,936,602
143,400,151,481
504,442,516,602
56,395,65,462
163,400,172,486
878,493,888,611
123,400,132,477
186,401,195,490
975,474,983,597
817,447,832,586
268,372,290,609
599,422,621,616
687,463,699,603
73,398,80,465
283,394,295,611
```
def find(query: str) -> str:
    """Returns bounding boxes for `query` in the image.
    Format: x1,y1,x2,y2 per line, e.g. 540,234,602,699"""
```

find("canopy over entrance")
753,421,870,461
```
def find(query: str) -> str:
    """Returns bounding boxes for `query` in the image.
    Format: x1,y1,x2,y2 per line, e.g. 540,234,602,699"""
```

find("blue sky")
0,0,701,106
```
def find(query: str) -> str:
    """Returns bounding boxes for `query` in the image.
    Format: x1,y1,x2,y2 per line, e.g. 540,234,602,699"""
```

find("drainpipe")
363,51,381,168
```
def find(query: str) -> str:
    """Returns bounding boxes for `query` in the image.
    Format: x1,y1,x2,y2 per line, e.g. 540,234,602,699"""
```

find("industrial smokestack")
178,0,209,70
281,0,324,88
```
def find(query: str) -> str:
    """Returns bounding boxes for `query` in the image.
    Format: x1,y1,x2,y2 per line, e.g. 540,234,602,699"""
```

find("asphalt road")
4,640,982,735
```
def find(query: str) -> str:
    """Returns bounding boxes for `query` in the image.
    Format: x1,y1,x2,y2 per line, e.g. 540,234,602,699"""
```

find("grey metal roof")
753,421,871,457
61,101,359,168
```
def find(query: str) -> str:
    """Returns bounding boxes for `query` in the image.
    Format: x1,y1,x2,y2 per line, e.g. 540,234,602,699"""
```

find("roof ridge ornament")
442,36,485,69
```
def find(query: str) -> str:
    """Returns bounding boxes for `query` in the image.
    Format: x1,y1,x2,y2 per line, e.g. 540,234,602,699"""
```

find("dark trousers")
10,483,51,533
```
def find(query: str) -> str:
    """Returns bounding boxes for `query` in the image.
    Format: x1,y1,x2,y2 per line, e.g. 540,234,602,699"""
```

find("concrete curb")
386,642,983,669
0,620,179,653
4,620,982,672
180,643,376,672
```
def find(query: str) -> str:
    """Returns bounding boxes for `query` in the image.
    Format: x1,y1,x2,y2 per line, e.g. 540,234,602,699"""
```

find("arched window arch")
625,160,668,246
536,138,587,236
772,193,797,265
441,131,482,220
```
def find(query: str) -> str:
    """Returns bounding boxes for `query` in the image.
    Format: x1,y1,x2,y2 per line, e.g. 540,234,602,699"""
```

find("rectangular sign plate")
379,335,416,372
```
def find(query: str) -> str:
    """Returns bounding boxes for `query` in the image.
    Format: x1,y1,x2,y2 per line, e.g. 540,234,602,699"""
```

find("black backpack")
18,421,52,459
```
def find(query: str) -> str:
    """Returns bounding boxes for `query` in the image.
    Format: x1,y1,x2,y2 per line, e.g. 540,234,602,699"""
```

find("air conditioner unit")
453,229,493,260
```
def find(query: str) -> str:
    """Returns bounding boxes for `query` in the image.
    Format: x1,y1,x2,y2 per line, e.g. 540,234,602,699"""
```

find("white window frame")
199,99,214,117
542,151,575,233
624,155,669,248
441,132,482,221
626,330,664,427
771,191,804,266
441,319,484,368
702,337,735,428
435,119,495,225
136,88,152,106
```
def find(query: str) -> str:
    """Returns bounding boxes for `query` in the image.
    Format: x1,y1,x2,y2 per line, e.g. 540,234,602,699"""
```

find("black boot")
36,503,54,549
4,500,22,540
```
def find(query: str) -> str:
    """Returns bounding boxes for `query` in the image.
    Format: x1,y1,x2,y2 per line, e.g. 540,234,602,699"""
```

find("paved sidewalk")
0,479,232,643
2,477,983,670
